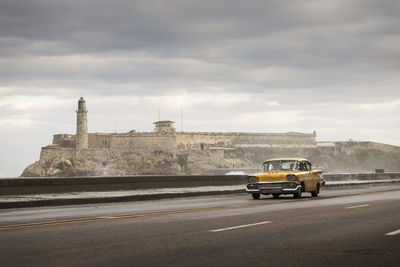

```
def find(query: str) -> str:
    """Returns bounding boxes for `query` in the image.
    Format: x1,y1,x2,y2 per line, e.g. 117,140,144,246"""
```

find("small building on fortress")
22,98,400,177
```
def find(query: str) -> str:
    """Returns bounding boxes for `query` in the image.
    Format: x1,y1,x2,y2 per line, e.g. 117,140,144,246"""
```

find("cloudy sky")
1,0,399,177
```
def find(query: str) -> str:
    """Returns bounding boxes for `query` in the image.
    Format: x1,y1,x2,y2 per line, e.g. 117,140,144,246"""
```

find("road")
0,185,399,266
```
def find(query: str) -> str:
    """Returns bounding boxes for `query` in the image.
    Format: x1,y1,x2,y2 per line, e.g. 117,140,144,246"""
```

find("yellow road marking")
1,188,398,231
0,200,293,231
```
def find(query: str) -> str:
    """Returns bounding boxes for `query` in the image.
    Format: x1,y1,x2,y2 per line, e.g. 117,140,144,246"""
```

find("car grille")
263,182,297,188
247,182,298,190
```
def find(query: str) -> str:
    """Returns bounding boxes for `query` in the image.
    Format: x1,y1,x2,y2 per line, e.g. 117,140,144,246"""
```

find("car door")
305,161,318,190
297,161,311,191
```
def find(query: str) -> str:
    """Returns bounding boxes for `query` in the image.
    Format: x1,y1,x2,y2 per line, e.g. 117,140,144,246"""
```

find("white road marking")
385,229,400,236
345,204,370,209
210,221,271,232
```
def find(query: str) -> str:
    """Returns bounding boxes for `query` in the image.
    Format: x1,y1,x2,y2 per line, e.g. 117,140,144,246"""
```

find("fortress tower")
76,97,88,150
154,120,176,134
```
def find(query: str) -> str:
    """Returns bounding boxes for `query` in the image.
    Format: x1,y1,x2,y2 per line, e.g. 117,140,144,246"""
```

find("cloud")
0,0,399,176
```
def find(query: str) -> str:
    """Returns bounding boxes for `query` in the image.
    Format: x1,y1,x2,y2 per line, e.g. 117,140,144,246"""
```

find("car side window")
305,162,312,171
295,161,300,170
299,162,305,171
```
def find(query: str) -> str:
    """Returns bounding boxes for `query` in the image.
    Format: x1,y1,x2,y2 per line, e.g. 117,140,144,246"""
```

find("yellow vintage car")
246,158,324,199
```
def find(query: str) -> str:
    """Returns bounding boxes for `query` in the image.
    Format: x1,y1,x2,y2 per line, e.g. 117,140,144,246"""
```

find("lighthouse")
76,97,88,150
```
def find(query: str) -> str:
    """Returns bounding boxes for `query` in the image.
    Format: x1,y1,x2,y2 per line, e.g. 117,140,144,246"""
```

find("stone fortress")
22,98,400,177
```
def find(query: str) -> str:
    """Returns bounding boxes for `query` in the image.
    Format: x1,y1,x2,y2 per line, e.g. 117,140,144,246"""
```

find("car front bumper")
246,182,301,194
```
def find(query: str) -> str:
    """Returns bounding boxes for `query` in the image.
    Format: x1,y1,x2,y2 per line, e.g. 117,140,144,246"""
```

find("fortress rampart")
52,131,316,151
175,132,316,149
21,98,400,177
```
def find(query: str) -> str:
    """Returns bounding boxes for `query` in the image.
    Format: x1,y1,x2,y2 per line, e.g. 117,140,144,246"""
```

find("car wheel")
252,193,260,200
272,193,280,199
311,183,320,197
294,185,303,199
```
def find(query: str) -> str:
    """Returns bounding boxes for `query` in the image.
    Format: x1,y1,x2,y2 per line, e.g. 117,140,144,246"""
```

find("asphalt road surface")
1,185,399,267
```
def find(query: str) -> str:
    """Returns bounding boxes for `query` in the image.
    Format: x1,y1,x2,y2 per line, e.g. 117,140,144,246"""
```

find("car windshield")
262,160,297,172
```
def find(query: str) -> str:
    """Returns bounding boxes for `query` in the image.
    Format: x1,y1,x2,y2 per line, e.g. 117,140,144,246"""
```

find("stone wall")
88,133,111,149
53,134,75,148
54,131,316,151
40,146,75,162
176,133,233,148
176,132,316,150
109,133,176,152
231,132,316,145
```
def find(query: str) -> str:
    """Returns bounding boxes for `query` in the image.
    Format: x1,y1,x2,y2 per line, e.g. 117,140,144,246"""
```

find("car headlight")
247,176,259,183
286,175,297,181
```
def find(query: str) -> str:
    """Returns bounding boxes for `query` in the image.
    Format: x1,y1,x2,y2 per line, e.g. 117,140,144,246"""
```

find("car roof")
263,158,309,163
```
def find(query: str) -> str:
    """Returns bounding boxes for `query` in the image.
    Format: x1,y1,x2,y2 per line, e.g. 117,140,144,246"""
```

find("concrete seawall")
2,173,400,195
323,172,400,181
0,175,247,195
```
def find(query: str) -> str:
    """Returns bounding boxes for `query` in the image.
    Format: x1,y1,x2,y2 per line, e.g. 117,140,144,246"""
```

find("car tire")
294,185,303,199
272,193,280,199
252,193,261,200
311,183,320,197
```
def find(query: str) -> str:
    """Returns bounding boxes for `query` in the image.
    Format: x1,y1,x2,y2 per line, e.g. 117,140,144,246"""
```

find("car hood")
249,170,304,182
